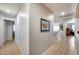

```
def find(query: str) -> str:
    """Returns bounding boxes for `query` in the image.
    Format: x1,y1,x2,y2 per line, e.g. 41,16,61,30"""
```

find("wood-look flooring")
43,36,77,55
0,36,77,55
0,40,21,55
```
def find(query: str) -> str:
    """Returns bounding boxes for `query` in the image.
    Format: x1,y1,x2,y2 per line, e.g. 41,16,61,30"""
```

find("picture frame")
40,18,50,32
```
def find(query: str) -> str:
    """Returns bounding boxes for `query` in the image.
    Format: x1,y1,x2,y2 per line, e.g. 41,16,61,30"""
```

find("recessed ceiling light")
6,9,10,13
60,12,65,16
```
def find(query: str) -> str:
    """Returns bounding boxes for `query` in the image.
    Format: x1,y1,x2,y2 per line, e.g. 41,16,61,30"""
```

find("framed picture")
41,18,50,32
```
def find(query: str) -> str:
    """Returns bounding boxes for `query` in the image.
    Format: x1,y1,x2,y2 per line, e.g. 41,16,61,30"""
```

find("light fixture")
6,9,10,13
60,12,65,16
50,15,54,19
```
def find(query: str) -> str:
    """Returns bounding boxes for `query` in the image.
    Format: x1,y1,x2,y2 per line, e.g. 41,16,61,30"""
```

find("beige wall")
29,3,56,55
76,4,79,18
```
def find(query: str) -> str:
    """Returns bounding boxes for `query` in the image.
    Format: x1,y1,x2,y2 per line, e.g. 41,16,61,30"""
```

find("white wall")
0,18,4,47
15,4,29,55
29,3,56,55
75,18,79,54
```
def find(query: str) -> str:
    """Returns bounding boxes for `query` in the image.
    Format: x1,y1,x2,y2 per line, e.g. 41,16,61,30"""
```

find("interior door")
4,20,13,42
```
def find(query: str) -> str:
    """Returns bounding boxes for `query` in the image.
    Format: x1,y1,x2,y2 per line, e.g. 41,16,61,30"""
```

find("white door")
4,20,13,42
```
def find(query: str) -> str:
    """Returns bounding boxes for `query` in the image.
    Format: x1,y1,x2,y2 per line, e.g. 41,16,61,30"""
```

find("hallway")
0,40,21,55
0,3,79,55
43,36,77,55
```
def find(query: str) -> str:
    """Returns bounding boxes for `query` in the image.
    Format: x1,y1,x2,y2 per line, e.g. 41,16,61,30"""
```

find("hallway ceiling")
43,3,76,13
0,3,23,19
43,3,77,22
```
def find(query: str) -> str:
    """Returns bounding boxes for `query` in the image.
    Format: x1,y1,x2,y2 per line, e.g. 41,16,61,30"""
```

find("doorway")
3,20,15,44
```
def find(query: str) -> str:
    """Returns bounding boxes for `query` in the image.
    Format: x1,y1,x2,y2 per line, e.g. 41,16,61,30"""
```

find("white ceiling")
43,3,76,13
43,3,77,22
0,3,23,19
0,3,77,20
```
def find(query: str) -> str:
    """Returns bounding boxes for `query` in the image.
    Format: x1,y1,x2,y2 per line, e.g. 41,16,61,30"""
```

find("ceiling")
0,3,23,19
43,3,77,22
43,3,76,14
0,3,77,20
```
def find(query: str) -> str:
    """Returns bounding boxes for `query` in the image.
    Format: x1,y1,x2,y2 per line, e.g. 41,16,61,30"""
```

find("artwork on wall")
41,18,50,32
